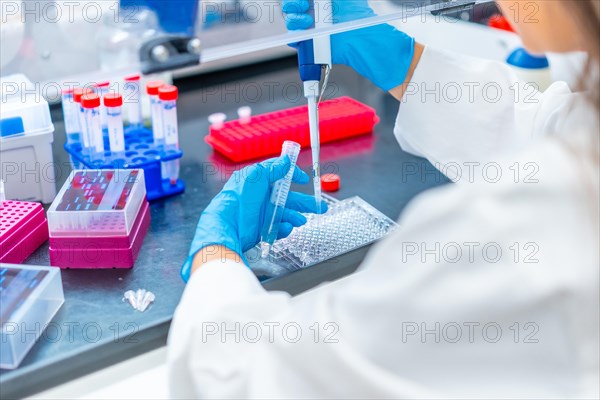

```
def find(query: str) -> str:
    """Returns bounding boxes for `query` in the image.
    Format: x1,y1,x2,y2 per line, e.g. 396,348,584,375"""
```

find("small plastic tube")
73,87,94,155
237,106,252,124
61,88,79,144
146,80,165,146
158,85,180,185
95,81,110,130
260,140,301,258
81,93,105,163
103,93,126,158
208,113,226,129
124,74,143,128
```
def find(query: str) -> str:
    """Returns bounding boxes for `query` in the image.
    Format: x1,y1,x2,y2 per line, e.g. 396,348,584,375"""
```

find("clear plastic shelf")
247,195,397,280
47,169,146,237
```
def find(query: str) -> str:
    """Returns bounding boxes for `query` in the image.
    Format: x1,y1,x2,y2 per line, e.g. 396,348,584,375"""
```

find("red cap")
321,173,340,192
103,93,123,107
124,74,140,82
95,81,110,88
73,88,94,103
81,93,101,109
158,85,178,101
146,80,164,95
488,14,515,33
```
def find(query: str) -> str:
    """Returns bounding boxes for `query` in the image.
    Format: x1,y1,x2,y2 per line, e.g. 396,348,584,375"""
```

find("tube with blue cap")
297,0,332,214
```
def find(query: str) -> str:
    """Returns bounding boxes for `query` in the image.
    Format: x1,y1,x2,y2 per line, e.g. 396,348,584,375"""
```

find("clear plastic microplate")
247,195,398,280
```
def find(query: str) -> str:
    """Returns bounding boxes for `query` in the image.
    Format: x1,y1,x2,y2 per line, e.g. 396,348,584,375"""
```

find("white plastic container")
0,263,65,369
0,74,56,203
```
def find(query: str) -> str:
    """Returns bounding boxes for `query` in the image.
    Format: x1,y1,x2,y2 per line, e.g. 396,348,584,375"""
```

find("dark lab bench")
0,57,449,399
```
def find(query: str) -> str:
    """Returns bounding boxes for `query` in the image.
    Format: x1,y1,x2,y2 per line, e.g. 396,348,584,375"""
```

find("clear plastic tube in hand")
158,85,180,185
260,140,301,258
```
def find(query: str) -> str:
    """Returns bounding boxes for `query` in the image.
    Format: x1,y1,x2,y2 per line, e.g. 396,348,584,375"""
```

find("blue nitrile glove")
180,156,328,282
282,0,415,91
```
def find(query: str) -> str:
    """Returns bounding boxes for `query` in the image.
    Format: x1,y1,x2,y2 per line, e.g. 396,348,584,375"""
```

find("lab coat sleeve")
167,138,598,398
394,47,577,179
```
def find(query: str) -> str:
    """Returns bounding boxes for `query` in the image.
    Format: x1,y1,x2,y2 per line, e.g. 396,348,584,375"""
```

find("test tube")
0,179,5,204
146,80,165,146
61,88,79,144
237,106,252,124
259,141,302,258
73,87,94,155
103,93,126,159
158,85,180,185
124,74,143,129
94,81,110,130
81,93,105,163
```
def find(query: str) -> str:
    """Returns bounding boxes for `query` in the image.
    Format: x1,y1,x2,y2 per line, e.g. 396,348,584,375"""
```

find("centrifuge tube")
259,141,301,258
103,93,126,158
61,88,80,145
124,74,143,128
95,81,110,130
208,113,226,129
0,179,5,204
81,93,105,163
158,85,180,185
73,87,94,156
237,106,252,124
146,80,165,146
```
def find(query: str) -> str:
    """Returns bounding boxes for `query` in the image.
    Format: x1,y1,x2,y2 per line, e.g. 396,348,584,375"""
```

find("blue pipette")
260,141,302,258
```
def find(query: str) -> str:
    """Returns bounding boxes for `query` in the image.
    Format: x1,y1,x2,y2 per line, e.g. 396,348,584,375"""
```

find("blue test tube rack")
64,126,185,201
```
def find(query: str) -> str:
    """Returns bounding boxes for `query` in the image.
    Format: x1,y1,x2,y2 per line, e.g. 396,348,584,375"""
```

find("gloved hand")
181,156,328,282
282,0,415,91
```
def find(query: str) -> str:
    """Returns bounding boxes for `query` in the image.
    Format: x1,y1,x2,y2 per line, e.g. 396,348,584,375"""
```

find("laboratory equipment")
123,289,156,312
0,187,49,264
259,141,302,258
205,96,379,162
81,93,105,164
47,170,150,269
321,173,340,192
146,80,165,146
124,74,143,129
208,113,226,129
158,85,180,185
61,88,79,145
0,74,56,203
94,81,110,129
237,106,252,124
248,195,397,280
103,93,126,159
297,0,333,215
73,87,94,156
0,263,64,369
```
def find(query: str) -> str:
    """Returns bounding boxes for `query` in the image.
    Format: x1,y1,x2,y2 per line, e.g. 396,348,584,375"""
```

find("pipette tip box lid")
47,169,146,238
0,263,64,369
205,96,380,163
0,200,49,264
47,169,150,269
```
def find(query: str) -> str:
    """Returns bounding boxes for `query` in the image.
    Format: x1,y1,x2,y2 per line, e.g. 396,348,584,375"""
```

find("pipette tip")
260,242,271,259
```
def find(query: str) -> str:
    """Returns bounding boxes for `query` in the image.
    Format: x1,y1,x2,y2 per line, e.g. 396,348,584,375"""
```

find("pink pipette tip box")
49,200,150,269
47,169,150,269
0,200,49,264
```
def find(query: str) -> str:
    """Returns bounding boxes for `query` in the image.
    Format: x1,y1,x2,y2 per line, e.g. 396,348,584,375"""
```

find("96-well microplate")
247,195,397,280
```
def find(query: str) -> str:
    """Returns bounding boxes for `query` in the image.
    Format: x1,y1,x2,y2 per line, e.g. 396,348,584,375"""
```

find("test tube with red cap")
158,85,180,185
146,80,165,146
81,93,105,163
103,93,126,159
124,74,143,129
73,87,94,155
94,81,110,130
61,88,79,144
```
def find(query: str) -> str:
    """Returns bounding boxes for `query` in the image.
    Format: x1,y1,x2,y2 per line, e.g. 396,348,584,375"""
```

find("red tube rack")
205,96,380,162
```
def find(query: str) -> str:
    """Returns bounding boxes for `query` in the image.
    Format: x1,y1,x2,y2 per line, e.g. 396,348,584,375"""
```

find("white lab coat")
168,47,600,399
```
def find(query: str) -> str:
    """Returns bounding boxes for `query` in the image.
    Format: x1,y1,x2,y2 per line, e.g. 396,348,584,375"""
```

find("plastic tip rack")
205,96,380,163
0,200,49,264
